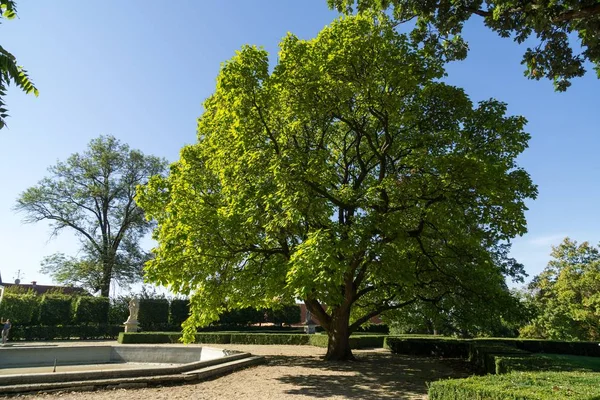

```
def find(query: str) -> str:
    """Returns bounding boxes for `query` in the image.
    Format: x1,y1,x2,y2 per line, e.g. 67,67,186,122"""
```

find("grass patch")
429,371,600,400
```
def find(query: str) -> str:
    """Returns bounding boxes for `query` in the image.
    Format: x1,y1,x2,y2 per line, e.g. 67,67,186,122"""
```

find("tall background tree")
16,135,167,296
137,14,536,360
328,0,600,91
521,238,600,341
0,0,37,129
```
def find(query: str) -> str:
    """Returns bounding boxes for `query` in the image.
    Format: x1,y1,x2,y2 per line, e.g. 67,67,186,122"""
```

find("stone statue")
125,298,139,323
124,297,140,332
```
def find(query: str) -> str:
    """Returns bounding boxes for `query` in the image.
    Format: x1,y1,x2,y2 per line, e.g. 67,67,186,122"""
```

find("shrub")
230,333,310,345
109,296,131,325
170,299,189,327
385,337,470,358
353,335,386,348
118,332,232,344
428,371,600,400
356,324,389,334
73,296,109,325
0,292,39,324
218,307,265,326
495,354,600,374
138,299,169,330
10,324,122,341
38,294,73,325
118,332,182,344
468,343,529,374
265,305,301,326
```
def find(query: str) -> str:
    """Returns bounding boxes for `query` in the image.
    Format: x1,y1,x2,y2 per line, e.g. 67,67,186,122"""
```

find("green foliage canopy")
328,0,600,91
521,238,600,341
0,0,38,129
137,14,536,360
16,136,168,296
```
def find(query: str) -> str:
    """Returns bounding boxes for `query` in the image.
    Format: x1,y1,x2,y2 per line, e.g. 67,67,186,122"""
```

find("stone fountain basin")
0,344,249,386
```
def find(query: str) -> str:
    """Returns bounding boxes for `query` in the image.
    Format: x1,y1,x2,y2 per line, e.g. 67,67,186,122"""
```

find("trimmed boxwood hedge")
38,295,73,325
169,299,189,327
73,296,109,325
495,353,600,374
230,333,310,345
138,299,170,330
118,332,387,348
468,343,530,374
10,324,122,340
428,371,600,400
384,337,470,358
385,336,600,359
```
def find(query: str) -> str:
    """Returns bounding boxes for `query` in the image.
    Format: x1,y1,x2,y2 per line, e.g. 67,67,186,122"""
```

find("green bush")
495,354,600,374
108,296,130,325
385,337,470,358
38,294,73,325
265,305,301,326
10,324,122,341
356,324,389,334
198,325,303,333
230,333,310,345
138,299,169,330
169,299,189,327
218,307,265,326
0,292,39,324
73,296,109,325
118,332,233,344
428,371,600,400
118,332,183,344
468,343,530,374
353,335,386,348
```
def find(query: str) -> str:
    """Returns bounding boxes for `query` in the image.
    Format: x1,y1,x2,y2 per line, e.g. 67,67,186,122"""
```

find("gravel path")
6,344,469,400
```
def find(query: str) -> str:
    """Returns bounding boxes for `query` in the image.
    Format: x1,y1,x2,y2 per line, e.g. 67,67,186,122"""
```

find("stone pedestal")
303,318,317,334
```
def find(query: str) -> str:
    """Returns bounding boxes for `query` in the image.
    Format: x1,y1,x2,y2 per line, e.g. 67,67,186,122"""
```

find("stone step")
0,356,265,395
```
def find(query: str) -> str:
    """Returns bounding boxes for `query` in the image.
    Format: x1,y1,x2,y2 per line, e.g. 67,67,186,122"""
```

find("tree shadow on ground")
272,351,471,399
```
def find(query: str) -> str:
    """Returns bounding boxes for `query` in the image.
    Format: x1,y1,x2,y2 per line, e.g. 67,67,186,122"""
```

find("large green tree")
16,136,167,297
328,0,600,91
0,0,37,129
137,14,536,360
521,238,600,341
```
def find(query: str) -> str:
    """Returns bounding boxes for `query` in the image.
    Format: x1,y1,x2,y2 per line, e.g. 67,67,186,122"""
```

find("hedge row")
384,337,600,359
118,332,387,348
495,354,600,374
428,371,600,400
0,293,109,325
8,324,123,341
468,343,530,374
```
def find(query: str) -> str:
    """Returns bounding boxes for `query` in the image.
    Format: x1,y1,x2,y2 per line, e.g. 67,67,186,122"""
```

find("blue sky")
1,1,598,293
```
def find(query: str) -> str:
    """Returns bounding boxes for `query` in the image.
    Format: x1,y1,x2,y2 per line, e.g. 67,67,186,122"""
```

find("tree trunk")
100,256,112,297
325,307,355,361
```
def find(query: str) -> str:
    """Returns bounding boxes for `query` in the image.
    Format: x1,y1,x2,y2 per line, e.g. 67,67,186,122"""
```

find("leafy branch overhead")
0,0,38,129
328,0,600,91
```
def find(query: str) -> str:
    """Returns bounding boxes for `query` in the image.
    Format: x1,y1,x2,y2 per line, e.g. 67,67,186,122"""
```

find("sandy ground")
4,344,470,400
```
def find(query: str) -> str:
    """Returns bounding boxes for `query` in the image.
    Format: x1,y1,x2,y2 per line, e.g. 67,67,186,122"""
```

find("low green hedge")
428,371,600,400
10,324,122,341
495,353,600,374
385,336,600,360
230,333,310,345
468,343,530,374
118,332,232,344
118,332,387,348
384,337,470,358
